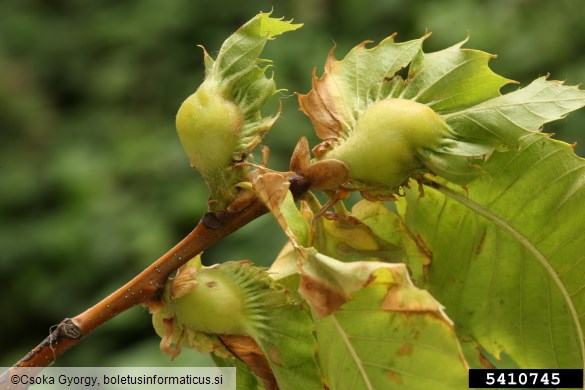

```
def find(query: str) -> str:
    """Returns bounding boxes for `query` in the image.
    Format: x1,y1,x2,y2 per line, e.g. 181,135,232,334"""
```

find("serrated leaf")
201,12,302,162
399,38,513,113
445,76,585,146
299,253,469,389
213,12,302,89
398,133,585,373
299,35,585,195
298,35,426,141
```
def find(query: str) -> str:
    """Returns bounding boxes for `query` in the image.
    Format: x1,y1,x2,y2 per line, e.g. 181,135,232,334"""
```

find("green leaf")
445,76,585,146
299,35,585,195
399,38,513,113
398,133,585,371
312,209,404,263
215,12,302,81
280,191,311,247
269,241,301,291
298,34,425,140
350,200,431,285
297,251,469,389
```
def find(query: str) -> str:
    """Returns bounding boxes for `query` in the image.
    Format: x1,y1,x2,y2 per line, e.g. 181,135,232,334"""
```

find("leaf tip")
258,10,303,39
325,44,339,70
356,39,375,50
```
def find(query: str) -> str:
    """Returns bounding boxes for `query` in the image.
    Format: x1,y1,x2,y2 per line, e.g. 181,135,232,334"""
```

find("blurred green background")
1,0,584,367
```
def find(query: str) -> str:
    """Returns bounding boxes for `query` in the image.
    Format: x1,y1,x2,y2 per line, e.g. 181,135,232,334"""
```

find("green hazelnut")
170,266,247,335
176,80,243,176
324,98,452,189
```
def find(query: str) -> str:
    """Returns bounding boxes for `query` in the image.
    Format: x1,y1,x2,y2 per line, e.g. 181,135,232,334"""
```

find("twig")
9,197,268,370
0,173,313,390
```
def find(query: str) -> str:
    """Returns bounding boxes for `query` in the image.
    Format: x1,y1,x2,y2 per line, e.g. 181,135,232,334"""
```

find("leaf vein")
428,181,585,363
410,57,477,102
331,314,375,390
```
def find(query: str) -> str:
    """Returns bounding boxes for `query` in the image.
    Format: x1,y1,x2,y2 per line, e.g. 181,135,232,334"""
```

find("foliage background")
1,0,584,367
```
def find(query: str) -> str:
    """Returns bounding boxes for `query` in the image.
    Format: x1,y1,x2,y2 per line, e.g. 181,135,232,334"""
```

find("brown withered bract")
290,137,348,191
219,334,278,390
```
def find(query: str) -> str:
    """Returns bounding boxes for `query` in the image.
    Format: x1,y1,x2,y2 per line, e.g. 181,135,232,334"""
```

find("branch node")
202,210,236,229
59,318,83,340
202,212,225,229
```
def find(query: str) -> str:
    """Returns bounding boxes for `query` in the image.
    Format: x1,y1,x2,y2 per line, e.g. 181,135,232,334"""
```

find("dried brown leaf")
297,64,344,141
220,334,277,390
159,318,183,359
289,137,311,173
290,137,349,190
253,172,299,246
171,265,198,300
302,159,348,190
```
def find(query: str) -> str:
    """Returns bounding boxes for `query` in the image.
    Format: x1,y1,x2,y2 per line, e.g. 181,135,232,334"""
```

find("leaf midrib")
331,314,375,390
444,97,585,119
428,179,585,368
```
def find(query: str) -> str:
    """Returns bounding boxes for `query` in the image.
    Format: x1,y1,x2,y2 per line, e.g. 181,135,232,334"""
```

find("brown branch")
0,173,313,390
10,197,268,370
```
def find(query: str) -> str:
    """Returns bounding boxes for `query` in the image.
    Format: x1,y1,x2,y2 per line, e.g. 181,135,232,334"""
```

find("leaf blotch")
478,351,496,369
299,275,347,318
382,286,441,313
397,342,413,356
386,370,403,385
475,228,487,255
